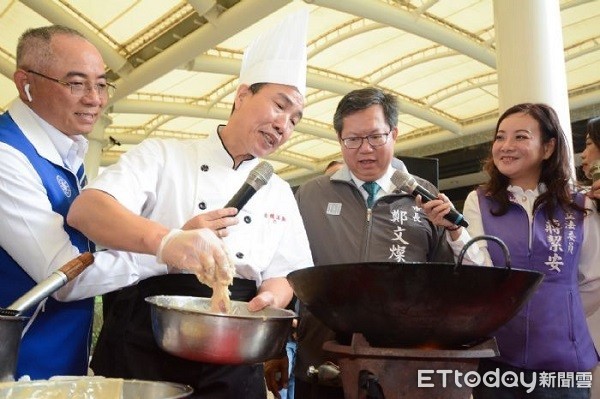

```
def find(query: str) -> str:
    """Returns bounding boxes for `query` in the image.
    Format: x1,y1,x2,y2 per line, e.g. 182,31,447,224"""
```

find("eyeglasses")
27,70,116,98
341,131,391,149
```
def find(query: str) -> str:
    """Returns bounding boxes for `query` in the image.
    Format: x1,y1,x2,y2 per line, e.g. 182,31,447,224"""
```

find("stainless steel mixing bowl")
145,295,295,364
0,377,193,398
0,314,27,382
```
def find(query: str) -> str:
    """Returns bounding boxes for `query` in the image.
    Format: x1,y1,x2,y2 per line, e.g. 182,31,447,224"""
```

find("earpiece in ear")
24,84,32,102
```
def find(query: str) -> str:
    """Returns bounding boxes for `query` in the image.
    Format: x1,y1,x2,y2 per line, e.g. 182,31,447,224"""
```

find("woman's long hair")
481,103,581,220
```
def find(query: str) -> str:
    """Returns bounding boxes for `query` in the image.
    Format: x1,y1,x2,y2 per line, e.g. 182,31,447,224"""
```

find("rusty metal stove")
323,333,499,399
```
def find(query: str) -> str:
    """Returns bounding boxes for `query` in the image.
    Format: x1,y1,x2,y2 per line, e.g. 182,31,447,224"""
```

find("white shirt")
0,99,162,301
87,132,313,286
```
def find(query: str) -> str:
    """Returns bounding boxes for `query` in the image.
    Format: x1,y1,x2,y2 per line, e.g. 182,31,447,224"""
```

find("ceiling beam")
0,55,14,78
182,53,463,133
111,99,230,119
0,48,461,135
108,0,293,104
110,99,336,140
20,0,133,76
187,0,218,17
305,0,496,68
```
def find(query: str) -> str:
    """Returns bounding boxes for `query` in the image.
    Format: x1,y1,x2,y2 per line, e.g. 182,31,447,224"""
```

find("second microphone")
391,170,469,228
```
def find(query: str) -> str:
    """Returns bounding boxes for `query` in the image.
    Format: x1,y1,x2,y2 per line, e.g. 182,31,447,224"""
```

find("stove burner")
324,333,499,399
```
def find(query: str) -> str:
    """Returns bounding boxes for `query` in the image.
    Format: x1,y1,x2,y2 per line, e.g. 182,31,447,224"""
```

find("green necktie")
362,181,381,208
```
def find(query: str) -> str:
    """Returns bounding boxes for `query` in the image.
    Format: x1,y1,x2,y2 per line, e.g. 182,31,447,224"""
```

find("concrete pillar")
493,0,574,173
85,114,111,180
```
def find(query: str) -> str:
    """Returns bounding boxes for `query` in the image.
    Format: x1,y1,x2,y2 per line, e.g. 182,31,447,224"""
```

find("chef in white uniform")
67,10,313,399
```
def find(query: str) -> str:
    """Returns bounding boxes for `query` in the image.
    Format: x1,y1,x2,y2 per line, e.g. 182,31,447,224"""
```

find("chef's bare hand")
416,193,460,230
248,291,276,312
264,355,289,398
182,208,238,239
156,228,230,281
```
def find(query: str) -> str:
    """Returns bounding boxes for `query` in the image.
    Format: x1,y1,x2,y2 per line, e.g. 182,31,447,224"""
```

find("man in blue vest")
0,25,183,380
0,25,111,380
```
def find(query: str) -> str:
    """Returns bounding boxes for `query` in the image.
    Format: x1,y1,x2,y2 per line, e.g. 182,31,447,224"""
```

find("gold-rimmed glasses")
341,131,391,149
27,70,116,98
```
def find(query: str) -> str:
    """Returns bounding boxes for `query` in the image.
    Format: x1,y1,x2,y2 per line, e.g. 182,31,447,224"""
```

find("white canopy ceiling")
1,0,599,185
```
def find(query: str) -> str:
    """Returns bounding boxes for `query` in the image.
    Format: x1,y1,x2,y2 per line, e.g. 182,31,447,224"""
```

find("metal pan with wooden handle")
0,252,95,317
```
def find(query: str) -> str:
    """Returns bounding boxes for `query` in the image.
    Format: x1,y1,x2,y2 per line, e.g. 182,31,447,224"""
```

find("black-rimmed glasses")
341,131,391,149
27,70,116,98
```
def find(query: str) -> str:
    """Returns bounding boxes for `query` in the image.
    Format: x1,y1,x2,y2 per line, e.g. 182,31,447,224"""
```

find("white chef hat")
239,9,308,97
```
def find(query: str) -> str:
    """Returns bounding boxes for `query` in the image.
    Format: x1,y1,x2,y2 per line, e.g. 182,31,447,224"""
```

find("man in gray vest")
291,87,483,398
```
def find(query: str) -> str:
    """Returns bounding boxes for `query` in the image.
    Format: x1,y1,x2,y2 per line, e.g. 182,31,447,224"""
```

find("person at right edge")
287,87,485,398
580,116,600,399
421,103,600,399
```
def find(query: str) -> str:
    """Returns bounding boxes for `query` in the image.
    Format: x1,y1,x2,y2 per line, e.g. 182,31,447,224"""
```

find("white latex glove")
156,228,232,285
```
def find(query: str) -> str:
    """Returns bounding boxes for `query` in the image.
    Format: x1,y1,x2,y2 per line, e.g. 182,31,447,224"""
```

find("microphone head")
591,160,600,183
390,170,416,193
247,161,274,190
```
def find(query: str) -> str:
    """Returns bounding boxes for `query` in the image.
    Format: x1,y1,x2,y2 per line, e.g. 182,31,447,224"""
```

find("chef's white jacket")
87,131,313,286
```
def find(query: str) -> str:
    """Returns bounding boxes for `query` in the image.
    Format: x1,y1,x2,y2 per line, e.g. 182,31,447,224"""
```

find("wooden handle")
58,252,95,281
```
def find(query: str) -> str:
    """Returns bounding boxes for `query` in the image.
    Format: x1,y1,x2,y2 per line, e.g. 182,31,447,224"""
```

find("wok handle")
58,252,95,281
456,235,511,271
7,252,95,314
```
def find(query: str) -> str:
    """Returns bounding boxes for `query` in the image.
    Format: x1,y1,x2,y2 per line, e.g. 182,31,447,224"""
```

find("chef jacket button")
198,202,206,210
244,216,252,224
236,252,244,259
201,164,209,172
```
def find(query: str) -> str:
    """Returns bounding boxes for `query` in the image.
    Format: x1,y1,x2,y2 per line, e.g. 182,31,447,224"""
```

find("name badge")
326,202,342,215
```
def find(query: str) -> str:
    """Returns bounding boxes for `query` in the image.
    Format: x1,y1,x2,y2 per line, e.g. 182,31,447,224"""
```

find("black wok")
287,236,543,348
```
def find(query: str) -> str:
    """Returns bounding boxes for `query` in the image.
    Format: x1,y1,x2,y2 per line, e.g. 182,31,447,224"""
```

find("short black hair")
333,87,398,136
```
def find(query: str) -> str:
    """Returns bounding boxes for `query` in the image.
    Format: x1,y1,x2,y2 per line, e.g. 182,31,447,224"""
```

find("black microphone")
591,161,600,210
391,170,469,228
225,161,274,211
591,160,600,183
